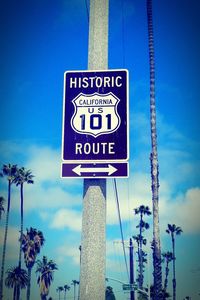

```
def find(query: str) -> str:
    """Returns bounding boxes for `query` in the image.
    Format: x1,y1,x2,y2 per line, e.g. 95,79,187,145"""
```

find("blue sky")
0,0,200,299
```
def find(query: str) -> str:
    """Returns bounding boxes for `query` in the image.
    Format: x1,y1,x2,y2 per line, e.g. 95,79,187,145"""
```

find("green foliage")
166,224,183,237
22,227,45,269
36,256,58,299
13,167,34,186
0,164,18,182
162,251,174,264
5,266,28,300
133,205,151,289
5,266,28,289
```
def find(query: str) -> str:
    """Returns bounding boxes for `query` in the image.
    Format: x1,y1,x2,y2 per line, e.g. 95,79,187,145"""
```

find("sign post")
61,0,129,299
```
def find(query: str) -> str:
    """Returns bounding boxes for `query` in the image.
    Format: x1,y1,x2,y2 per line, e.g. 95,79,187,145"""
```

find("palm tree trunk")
64,290,66,300
164,261,169,292
16,183,24,300
0,180,11,300
172,236,176,300
16,285,20,300
74,284,76,300
19,183,24,268
13,285,17,300
146,0,162,299
139,213,143,289
26,267,32,300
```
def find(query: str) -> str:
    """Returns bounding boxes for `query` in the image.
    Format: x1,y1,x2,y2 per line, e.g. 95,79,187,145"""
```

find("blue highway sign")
62,69,129,162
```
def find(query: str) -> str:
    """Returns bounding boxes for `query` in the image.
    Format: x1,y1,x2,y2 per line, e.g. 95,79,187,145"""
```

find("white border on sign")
61,69,129,163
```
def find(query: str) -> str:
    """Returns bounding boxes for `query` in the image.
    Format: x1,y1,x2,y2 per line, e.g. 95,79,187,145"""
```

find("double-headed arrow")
72,164,117,176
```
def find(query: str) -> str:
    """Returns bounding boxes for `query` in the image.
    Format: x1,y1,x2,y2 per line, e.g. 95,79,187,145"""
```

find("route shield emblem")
71,92,121,137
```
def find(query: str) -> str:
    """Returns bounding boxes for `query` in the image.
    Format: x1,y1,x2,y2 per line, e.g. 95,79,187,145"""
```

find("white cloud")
56,243,81,265
26,145,82,188
160,187,200,234
0,143,82,213
27,146,61,182
107,174,200,236
0,142,81,187
10,184,81,212
50,208,82,231
0,226,19,246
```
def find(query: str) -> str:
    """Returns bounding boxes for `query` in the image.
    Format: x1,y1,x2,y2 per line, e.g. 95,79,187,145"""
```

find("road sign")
122,284,137,291
62,69,129,162
61,162,128,178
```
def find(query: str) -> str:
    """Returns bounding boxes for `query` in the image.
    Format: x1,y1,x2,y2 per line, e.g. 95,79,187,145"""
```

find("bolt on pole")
79,1,109,300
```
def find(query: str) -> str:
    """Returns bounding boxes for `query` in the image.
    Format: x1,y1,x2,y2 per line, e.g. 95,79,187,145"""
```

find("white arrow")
72,164,117,176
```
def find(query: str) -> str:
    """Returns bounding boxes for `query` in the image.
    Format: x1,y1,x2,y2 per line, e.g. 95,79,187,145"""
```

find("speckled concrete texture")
79,180,106,300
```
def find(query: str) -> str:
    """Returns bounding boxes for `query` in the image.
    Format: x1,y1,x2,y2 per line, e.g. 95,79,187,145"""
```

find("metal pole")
79,1,109,299
130,238,135,300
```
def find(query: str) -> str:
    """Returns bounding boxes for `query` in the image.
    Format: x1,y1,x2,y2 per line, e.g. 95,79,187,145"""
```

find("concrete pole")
79,1,109,300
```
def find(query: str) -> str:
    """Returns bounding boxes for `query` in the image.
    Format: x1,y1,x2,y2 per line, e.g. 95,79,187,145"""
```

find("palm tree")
64,284,70,300
5,266,28,300
0,164,18,300
14,167,34,269
133,233,145,283
166,224,183,300
57,286,64,300
106,286,116,300
134,205,151,289
71,280,79,300
162,251,174,295
0,196,5,220
36,256,58,300
22,227,45,300
146,0,162,298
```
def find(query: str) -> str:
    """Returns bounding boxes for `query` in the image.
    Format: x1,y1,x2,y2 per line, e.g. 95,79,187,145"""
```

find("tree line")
0,164,191,300
132,205,183,300
0,164,59,300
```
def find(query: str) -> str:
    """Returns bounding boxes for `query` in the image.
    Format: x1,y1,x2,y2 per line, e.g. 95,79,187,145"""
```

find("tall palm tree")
0,196,5,220
64,284,70,300
134,205,151,289
14,167,34,269
0,164,18,300
166,224,183,300
162,251,174,296
57,286,64,300
146,0,162,298
5,266,28,300
22,227,45,300
36,256,58,300
71,280,79,300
